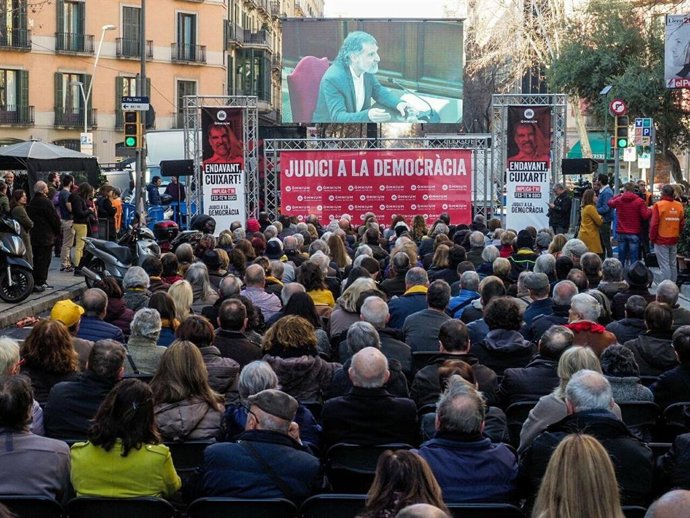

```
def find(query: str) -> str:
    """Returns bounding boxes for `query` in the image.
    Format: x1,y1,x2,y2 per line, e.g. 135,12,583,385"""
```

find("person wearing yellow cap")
51,299,92,370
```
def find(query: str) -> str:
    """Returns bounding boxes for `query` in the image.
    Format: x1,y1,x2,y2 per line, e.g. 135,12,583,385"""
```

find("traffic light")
614,115,629,149
123,111,142,149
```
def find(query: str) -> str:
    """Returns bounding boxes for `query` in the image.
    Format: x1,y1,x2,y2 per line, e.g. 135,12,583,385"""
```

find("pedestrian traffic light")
615,115,629,149
123,111,142,149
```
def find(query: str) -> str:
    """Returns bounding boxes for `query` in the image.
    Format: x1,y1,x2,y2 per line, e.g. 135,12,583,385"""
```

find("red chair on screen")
287,56,330,123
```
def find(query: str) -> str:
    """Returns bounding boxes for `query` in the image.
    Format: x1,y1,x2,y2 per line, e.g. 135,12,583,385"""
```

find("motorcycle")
81,222,161,288
0,217,34,302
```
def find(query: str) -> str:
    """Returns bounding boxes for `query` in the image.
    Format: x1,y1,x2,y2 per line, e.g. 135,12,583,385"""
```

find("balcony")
272,52,281,70
116,38,153,59
243,29,271,50
171,43,206,64
55,32,94,54
224,21,244,49
0,105,34,126
256,0,270,14
270,1,285,17
0,29,31,51
54,107,97,129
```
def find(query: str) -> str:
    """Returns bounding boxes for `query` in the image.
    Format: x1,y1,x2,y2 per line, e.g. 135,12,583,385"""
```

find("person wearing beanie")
246,218,261,234
508,230,538,281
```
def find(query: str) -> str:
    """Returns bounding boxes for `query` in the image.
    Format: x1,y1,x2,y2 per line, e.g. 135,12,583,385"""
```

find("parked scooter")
0,217,34,302
81,221,161,287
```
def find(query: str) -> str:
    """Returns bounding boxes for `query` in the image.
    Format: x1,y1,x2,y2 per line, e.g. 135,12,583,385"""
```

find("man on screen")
507,123,550,162
203,125,244,168
313,31,413,123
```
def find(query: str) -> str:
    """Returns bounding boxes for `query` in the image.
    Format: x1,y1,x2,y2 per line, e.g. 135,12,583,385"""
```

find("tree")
548,0,690,183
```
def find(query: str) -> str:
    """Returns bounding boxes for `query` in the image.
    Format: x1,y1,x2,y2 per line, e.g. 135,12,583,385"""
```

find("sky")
324,0,449,18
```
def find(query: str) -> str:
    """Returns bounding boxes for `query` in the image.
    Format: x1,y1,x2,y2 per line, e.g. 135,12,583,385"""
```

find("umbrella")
0,140,93,161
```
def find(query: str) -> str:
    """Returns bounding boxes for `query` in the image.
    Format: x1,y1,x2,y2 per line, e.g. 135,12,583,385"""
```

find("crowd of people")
1,179,690,517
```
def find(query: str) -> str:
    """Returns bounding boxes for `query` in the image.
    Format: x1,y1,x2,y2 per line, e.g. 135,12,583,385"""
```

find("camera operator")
548,183,572,235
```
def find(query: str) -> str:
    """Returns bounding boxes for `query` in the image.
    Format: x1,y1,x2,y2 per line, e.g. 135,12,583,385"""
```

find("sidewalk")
0,256,86,329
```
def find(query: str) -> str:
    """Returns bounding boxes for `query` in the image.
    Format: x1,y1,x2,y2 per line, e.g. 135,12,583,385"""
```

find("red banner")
280,149,472,225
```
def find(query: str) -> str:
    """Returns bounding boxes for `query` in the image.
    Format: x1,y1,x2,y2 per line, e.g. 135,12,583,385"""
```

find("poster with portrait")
505,105,552,230
200,107,246,231
665,15,690,88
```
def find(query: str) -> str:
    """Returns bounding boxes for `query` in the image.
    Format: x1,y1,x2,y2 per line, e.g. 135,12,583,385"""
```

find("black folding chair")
622,506,648,518
165,440,212,484
655,402,690,442
618,401,661,442
0,496,63,518
446,503,524,518
300,494,367,518
66,497,175,518
325,443,414,493
187,497,298,518
505,401,538,447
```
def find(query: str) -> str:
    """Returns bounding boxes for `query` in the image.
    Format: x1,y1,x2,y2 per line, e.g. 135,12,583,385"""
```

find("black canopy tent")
0,141,101,193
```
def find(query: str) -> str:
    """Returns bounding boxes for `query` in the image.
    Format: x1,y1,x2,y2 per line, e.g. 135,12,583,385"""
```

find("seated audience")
0,375,70,501
464,276,507,343
531,434,625,518
522,272,553,325
465,231,486,268
565,292,616,356
298,259,335,311
262,315,339,401
199,389,324,502
446,270,480,318
142,256,170,294
580,252,603,289
358,450,449,518
148,291,179,347
415,375,518,503
329,277,378,338
612,261,655,319
122,266,151,312
380,251,411,299
96,277,134,339
656,280,690,329
219,360,320,451
623,301,679,376
522,280,578,343
213,298,263,367
201,274,243,326
600,344,653,403
125,308,167,376
20,319,80,406
44,340,126,439
176,315,240,399
470,296,536,374
652,325,690,409
241,263,282,321
520,369,653,505
50,299,93,369
561,239,587,269
70,379,181,498
281,292,331,356
150,340,224,441
76,288,125,343
186,262,220,314
597,257,628,301
508,230,538,280
411,319,498,408
498,325,573,408
388,267,430,329
322,347,417,449
168,279,193,322
606,295,648,345
476,245,499,279
160,252,182,285
0,337,43,434
402,280,451,352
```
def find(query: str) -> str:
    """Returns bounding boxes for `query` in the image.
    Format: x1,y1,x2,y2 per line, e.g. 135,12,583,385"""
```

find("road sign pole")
614,147,621,192
650,126,657,197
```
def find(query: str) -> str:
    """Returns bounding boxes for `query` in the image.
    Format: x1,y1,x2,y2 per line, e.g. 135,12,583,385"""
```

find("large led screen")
281,19,463,124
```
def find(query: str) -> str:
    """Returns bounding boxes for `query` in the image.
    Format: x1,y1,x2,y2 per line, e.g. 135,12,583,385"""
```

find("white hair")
570,292,601,321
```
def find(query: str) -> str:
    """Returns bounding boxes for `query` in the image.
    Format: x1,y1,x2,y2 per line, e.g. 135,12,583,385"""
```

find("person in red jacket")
608,182,652,267
650,184,685,282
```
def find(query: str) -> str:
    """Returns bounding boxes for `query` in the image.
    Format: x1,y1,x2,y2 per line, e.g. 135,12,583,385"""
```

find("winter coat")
125,335,166,376
415,433,518,504
598,280,629,301
198,345,240,399
27,192,60,247
388,287,428,329
605,375,654,403
623,331,679,376
471,329,536,375
498,356,559,409
11,205,33,264
325,357,409,400
612,287,656,320
659,432,690,490
652,364,690,410
578,204,603,254
447,290,481,319
154,397,223,441
606,317,647,345
608,190,652,235
263,353,339,402
104,298,134,339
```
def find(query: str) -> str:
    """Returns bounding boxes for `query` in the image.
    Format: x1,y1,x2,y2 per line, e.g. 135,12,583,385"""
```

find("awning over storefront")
567,132,613,161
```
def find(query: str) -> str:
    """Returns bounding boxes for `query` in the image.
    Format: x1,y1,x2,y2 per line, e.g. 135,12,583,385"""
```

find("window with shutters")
175,80,196,128
0,69,31,124
54,72,93,128
0,0,30,49
56,0,93,53
235,49,271,103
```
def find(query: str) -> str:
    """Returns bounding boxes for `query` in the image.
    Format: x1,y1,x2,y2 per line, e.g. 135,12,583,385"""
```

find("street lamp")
69,24,116,138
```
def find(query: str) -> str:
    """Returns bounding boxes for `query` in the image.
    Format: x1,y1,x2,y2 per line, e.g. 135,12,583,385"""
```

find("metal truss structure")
263,135,494,221
491,94,568,203
182,95,259,219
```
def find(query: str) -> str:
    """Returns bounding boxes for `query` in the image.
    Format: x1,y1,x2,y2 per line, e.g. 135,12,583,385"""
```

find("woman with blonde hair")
150,340,224,441
428,244,450,275
532,434,624,518
330,277,378,337
168,279,193,322
519,346,621,452
327,233,352,273
411,215,428,244
359,450,449,518
548,234,568,258
262,315,339,401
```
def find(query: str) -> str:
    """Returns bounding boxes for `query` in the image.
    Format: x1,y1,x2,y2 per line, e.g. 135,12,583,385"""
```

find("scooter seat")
92,240,132,265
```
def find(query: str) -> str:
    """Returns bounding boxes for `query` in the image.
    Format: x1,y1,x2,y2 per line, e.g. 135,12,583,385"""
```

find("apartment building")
0,0,323,163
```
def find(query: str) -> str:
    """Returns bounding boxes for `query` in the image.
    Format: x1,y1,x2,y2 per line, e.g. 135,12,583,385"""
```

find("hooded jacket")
105,298,134,338
154,398,223,442
623,331,679,376
263,353,339,402
471,329,536,375
608,190,652,235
